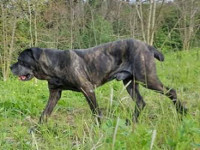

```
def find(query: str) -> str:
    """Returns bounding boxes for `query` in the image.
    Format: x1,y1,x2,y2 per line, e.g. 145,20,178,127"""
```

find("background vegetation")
0,0,200,149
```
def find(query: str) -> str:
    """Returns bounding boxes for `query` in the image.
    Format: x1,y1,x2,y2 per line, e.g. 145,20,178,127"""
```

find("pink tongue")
19,76,26,80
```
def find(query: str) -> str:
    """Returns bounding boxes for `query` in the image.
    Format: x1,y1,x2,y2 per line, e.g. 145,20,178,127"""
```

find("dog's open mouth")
18,74,33,81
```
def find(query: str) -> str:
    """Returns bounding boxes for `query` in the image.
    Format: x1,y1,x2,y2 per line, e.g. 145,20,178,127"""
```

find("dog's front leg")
39,89,62,123
81,87,102,125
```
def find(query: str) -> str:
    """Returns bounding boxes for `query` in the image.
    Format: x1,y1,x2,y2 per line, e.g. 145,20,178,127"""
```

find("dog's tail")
147,45,164,61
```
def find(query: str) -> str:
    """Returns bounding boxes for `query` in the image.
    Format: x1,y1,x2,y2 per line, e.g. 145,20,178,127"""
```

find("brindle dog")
10,39,187,124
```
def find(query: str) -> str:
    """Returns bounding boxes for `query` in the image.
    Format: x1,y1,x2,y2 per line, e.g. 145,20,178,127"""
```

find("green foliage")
78,15,115,48
154,6,183,52
0,50,200,149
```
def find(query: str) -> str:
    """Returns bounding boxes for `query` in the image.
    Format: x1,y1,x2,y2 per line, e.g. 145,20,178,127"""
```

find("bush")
78,15,115,48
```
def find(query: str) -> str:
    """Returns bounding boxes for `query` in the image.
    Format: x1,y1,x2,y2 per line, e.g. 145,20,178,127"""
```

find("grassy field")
0,50,200,150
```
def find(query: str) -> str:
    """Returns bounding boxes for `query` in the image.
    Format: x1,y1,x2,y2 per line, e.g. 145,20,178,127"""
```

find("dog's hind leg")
123,79,146,122
141,76,187,115
135,52,187,116
80,85,102,125
39,89,62,123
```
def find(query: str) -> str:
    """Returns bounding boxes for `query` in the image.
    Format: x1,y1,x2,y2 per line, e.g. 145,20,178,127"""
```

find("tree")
175,0,200,50
135,0,165,45
0,1,18,81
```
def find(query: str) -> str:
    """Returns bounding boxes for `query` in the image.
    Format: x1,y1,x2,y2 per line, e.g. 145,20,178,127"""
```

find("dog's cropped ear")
29,47,42,61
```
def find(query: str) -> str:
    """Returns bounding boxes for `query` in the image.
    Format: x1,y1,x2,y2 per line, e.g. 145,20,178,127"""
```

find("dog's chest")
48,77,80,91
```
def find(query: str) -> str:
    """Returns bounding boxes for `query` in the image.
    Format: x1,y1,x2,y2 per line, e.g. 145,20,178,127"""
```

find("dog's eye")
19,61,25,65
19,60,31,68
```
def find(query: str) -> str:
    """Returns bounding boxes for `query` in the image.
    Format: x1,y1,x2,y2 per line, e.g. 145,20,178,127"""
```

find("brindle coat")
10,39,187,123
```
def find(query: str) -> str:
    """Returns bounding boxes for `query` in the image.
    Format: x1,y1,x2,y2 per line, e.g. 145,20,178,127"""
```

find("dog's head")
10,48,42,81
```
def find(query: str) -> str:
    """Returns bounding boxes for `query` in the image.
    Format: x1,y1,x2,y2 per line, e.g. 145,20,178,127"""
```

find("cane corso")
10,39,187,123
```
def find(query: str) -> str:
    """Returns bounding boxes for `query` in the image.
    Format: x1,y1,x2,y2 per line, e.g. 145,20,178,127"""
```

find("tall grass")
0,50,200,149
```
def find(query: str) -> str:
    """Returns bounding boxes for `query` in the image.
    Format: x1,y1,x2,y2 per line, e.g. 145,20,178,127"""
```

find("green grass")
0,50,200,150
